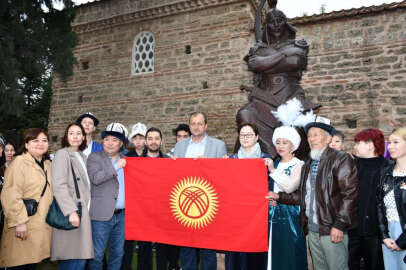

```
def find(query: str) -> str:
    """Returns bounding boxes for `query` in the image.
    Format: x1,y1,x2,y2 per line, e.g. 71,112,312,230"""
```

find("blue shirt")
111,156,125,210
185,135,207,158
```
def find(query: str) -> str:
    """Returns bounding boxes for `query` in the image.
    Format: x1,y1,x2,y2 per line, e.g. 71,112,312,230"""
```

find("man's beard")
147,145,160,153
310,148,325,160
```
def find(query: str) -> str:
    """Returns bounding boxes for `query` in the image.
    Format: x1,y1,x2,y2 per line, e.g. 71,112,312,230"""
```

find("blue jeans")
89,211,125,270
382,221,406,270
58,259,87,270
180,247,216,270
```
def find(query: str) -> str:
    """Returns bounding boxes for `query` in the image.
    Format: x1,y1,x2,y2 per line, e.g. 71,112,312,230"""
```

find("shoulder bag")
46,161,82,230
23,173,48,216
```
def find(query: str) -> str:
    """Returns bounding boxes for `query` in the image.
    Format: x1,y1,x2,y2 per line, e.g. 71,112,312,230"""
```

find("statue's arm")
257,44,308,73
247,51,286,72
274,41,309,71
262,54,307,73
255,0,267,42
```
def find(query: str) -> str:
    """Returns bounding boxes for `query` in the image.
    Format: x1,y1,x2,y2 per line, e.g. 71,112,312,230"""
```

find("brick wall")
294,7,406,150
49,1,406,153
49,0,255,152
74,0,183,25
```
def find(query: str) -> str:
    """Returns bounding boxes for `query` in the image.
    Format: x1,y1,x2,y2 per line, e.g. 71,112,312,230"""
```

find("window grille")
132,31,155,75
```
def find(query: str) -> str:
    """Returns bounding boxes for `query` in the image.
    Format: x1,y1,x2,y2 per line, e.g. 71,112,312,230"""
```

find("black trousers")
137,241,180,270
166,244,180,270
156,243,180,270
137,241,153,270
121,240,135,270
348,234,384,270
225,252,244,270
7,264,36,270
225,251,267,270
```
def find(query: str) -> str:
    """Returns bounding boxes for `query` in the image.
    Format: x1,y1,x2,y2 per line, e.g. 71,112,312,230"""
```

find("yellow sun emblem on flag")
169,177,219,229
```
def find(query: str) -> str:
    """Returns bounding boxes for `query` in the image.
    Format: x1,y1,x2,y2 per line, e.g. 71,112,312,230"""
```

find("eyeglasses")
239,133,255,139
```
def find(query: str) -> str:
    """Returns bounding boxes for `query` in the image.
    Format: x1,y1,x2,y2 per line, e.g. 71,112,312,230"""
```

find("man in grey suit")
173,112,227,270
87,123,128,270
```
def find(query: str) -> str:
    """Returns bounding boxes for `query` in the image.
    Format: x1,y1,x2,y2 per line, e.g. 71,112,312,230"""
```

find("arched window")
132,31,155,75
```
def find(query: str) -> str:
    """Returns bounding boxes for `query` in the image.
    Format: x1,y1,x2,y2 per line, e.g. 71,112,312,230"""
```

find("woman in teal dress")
266,126,307,270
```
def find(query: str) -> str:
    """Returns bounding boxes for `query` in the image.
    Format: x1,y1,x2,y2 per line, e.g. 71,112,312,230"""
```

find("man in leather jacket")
268,122,358,270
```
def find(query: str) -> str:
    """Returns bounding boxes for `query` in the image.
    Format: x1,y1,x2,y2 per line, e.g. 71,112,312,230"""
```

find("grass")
38,249,158,270
38,246,225,270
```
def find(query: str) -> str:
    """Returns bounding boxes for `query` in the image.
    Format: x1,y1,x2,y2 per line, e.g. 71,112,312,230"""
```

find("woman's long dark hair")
0,136,5,167
0,151,5,168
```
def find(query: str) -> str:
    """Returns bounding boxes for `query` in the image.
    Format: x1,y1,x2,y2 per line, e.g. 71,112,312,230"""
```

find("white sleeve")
270,162,303,194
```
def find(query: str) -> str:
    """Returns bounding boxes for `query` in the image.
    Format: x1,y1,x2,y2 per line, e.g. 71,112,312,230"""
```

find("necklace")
394,165,406,175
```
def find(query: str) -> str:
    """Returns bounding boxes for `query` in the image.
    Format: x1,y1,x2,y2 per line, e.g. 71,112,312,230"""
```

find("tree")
0,0,77,134
0,76,53,134
320,4,327,14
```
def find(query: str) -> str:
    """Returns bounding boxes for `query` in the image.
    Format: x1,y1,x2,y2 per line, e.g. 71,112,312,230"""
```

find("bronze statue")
236,0,320,157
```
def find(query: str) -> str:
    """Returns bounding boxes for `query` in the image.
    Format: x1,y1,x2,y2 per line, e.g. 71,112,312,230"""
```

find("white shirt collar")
189,134,208,146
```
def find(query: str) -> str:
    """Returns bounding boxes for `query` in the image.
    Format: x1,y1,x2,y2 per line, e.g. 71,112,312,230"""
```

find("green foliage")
0,0,77,133
0,76,53,135
320,4,327,14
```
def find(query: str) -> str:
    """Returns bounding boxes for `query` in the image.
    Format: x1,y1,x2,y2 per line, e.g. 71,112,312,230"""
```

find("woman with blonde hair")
377,127,406,269
0,128,52,270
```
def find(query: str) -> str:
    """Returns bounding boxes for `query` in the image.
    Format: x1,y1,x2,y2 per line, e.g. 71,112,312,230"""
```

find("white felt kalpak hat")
102,122,128,143
129,122,147,139
272,126,301,151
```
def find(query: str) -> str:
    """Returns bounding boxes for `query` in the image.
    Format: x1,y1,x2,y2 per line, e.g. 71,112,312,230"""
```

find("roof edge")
289,1,406,25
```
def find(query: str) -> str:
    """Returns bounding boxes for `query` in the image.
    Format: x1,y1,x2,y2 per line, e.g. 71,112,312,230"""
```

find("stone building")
49,0,406,152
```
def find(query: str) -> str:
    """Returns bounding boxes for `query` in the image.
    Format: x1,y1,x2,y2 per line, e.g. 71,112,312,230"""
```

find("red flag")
124,157,268,252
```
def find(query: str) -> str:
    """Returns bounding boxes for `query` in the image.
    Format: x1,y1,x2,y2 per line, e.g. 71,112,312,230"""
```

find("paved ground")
37,253,226,270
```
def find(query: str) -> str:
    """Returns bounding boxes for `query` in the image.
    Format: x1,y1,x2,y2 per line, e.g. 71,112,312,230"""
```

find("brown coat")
0,153,52,267
50,148,93,260
279,147,359,235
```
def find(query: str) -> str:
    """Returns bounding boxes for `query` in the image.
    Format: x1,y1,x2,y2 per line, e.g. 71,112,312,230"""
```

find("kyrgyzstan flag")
124,157,269,252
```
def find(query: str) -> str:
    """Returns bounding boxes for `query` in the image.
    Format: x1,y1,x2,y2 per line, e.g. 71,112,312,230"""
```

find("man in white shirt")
173,112,227,270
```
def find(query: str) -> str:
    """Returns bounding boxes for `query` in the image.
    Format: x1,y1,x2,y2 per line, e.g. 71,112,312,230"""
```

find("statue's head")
263,8,296,43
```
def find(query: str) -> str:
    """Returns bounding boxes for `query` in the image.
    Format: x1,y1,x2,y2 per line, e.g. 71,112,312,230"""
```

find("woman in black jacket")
349,128,387,270
0,136,5,178
377,127,406,269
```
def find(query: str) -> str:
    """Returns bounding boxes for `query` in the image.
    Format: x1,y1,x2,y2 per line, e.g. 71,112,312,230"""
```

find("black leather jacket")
377,162,406,249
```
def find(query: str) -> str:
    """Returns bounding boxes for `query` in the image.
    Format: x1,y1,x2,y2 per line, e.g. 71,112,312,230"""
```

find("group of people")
0,110,406,270
267,123,406,270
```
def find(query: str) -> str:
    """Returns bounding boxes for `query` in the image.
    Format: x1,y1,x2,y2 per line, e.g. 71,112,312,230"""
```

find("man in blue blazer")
173,112,227,270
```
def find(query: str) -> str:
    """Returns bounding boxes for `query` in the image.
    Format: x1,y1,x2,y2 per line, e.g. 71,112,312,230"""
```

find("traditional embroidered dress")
267,157,307,270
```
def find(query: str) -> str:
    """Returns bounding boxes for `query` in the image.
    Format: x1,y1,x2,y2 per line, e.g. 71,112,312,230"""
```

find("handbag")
23,173,48,216
46,161,82,230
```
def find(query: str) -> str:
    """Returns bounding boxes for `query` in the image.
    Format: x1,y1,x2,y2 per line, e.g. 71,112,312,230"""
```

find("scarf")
237,142,262,159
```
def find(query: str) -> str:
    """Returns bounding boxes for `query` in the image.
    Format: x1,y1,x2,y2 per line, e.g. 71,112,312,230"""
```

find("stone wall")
74,0,183,25
49,0,256,152
49,0,406,153
294,6,406,149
